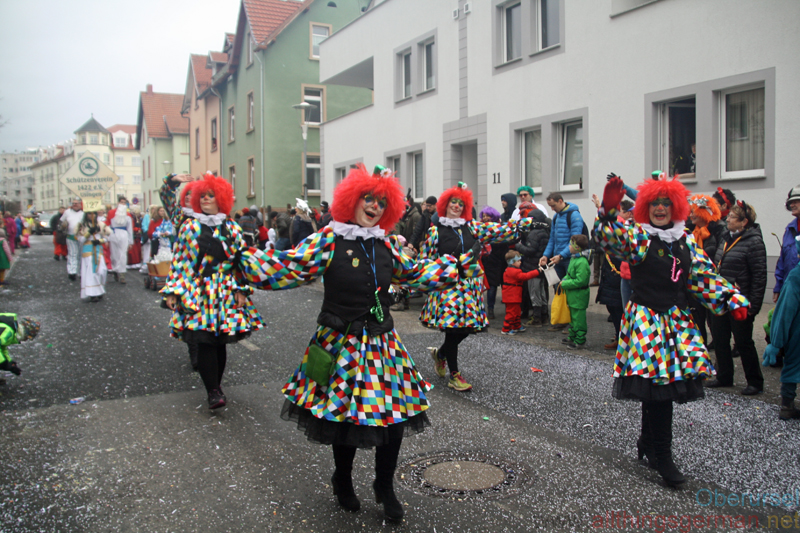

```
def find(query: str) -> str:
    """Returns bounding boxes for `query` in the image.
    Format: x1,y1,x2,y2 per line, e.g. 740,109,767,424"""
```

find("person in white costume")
60,197,85,282
106,198,133,284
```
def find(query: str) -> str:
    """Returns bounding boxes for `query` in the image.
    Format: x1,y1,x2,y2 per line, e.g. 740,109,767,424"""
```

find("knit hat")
517,185,535,198
17,317,40,342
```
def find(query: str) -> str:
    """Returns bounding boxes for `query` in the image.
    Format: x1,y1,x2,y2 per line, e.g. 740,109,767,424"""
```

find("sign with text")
60,151,119,207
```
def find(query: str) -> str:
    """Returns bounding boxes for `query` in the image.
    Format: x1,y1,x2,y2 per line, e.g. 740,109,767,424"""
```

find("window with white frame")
117,175,125,185
335,167,347,184
211,119,218,151
522,129,542,190
402,51,412,98
90,135,98,144
537,0,560,50
103,153,110,164
247,32,254,66
306,155,321,191
422,41,435,91
503,2,522,62
247,92,254,131
657,97,696,176
303,87,323,125
116,155,124,166
559,120,583,190
195,127,200,157
228,106,235,142
388,155,400,178
721,86,764,178
229,165,236,192
132,175,141,184
132,156,141,166
248,158,255,197
310,24,330,59
115,136,127,147
411,152,424,200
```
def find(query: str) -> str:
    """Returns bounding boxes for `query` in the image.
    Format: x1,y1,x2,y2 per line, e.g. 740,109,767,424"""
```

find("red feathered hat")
190,172,234,216
633,172,690,224
688,194,721,224
437,182,474,221
330,164,405,231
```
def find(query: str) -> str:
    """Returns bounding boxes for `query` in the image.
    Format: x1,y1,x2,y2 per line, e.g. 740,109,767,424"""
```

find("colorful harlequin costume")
420,183,536,391
160,174,197,229
596,174,750,487
160,173,263,408
239,164,461,520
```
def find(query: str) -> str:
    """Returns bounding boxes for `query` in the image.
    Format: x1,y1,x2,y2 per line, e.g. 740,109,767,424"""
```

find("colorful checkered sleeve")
685,234,750,315
593,216,649,265
470,219,527,245
159,175,182,226
239,226,334,290
388,236,460,291
160,219,200,304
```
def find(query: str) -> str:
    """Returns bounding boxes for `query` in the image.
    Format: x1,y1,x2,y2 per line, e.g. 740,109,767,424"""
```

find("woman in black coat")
515,204,551,325
479,206,508,320
707,201,767,395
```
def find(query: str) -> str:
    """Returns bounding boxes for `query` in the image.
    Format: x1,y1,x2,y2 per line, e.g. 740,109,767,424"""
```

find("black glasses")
363,194,386,210
449,198,465,207
651,198,672,207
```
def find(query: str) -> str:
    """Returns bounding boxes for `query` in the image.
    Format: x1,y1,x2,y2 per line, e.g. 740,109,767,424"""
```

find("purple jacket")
774,218,800,295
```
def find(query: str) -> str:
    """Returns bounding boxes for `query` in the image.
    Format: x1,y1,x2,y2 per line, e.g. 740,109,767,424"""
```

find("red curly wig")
330,164,405,231
633,173,690,224
179,180,196,208
688,194,721,225
190,172,234,215
437,184,474,221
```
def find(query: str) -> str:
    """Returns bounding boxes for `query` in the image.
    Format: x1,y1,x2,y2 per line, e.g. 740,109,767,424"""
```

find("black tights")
196,343,227,393
439,330,469,375
332,428,404,484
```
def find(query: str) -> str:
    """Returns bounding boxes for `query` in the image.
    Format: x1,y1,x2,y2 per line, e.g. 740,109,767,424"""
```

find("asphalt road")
1,236,798,533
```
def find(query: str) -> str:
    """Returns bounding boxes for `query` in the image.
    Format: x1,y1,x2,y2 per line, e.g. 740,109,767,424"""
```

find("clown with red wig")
595,173,750,489
239,164,462,521
419,182,541,393
687,193,724,347
161,172,263,411
160,173,198,228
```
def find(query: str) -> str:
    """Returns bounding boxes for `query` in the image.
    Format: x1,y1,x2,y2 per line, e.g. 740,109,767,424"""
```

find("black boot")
188,342,199,371
779,396,800,420
636,403,657,469
648,401,686,487
332,445,360,512
374,437,404,521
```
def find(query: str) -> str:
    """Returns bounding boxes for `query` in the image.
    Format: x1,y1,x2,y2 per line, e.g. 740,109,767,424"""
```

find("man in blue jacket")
773,185,800,303
539,192,585,280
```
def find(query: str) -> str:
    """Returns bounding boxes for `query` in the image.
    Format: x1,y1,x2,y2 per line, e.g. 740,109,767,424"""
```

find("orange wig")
437,183,474,221
688,194,721,225
190,172,234,216
633,173,690,224
330,164,405,231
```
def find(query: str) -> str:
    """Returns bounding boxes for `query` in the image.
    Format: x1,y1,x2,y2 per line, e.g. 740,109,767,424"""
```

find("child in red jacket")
502,251,542,335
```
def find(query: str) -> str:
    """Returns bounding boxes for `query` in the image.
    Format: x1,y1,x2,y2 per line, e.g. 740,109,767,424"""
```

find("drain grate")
396,450,533,500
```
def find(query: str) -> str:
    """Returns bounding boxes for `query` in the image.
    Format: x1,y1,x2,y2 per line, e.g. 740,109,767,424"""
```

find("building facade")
183,53,223,179
319,0,800,297
1,148,40,212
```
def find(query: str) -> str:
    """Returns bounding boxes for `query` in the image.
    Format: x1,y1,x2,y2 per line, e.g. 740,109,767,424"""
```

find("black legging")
196,343,227,393
332,425,405,484
439,329,469,375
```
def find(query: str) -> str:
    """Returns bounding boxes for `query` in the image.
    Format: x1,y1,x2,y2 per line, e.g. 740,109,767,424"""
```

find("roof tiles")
243,0,305,45
140,91,188,139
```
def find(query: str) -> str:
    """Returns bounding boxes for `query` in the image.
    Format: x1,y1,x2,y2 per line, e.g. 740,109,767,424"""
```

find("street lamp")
292,102,317,202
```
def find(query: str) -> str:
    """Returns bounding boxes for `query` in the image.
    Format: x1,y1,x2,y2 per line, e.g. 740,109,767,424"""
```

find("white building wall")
321,0,800,276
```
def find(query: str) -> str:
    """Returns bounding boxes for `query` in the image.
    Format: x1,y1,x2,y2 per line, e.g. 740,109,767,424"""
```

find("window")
116,156,124,166
388,155,400,178
229,165,236,192
247,158,255,197
657,97,696,176
522,129,542,190
148,156,151,178
303,87,323,125
310,24,330,59
247,92,254,132
335,167,347,183
194,127,200,158
402,52,412,98
115,136,127,147
117,175,125,185
306,155,321,191
538,0,560,49
210,119,218,151
228,106,235,142
90,135,98,144
504,2,521,62
247,32,253,66
103,153,109,164
423,41,435,91
132,156,141,166
133,175,141,184
559,120,583,190
721,86,765,179
412,152,424,200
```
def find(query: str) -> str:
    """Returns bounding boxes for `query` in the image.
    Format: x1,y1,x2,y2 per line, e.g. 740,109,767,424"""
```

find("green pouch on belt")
304,324,351,386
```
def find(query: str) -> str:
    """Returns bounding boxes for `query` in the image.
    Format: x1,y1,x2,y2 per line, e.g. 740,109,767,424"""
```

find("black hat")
425,196,437,205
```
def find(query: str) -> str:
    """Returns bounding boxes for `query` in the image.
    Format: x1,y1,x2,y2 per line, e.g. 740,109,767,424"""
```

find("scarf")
692,224,710,249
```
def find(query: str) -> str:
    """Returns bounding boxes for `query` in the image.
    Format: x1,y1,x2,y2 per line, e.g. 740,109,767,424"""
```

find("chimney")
146,84,153,94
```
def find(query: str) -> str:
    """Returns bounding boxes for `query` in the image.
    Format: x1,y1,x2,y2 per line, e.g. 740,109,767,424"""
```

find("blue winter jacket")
771,263,800,385
543,203,584,261
774,219,799,296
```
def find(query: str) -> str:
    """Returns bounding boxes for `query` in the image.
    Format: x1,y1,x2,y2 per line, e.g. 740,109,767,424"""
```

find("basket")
148,262,171,276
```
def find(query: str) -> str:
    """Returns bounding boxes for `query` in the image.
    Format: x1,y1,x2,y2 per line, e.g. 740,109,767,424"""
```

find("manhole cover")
396,451,532,500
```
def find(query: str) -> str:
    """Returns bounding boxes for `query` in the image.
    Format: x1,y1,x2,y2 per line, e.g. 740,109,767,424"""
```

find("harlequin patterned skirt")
281,325,432,448
420,278,487,332
612,301,713,404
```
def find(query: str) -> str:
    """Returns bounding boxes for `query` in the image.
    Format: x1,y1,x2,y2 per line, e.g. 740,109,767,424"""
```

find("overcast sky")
0,0,241,153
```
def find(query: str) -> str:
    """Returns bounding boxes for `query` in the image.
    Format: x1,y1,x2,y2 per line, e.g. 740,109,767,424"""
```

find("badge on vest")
658,249,665,256
352,258,360,267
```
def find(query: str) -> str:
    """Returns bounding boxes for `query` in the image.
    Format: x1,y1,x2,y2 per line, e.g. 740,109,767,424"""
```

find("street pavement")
1,236,798,532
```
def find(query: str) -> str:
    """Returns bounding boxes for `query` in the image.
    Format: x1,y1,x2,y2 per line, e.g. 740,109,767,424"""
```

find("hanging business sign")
60,151,119,211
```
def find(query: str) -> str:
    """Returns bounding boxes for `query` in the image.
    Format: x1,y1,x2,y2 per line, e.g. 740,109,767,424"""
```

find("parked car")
34,212,55,235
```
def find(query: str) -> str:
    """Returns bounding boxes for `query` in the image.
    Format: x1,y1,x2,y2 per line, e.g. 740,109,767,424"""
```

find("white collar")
641,221,686,243
332,221,385,240
181,207,196,217
439,217,466,228
195,212,227,227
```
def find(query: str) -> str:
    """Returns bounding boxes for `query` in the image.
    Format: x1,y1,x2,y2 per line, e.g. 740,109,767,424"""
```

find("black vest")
318,236,394,336
436,222,476,264
630,235,691,314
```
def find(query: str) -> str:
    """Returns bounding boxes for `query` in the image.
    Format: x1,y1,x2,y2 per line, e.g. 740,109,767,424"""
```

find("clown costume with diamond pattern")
594,216,749,401
240,224,462,446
